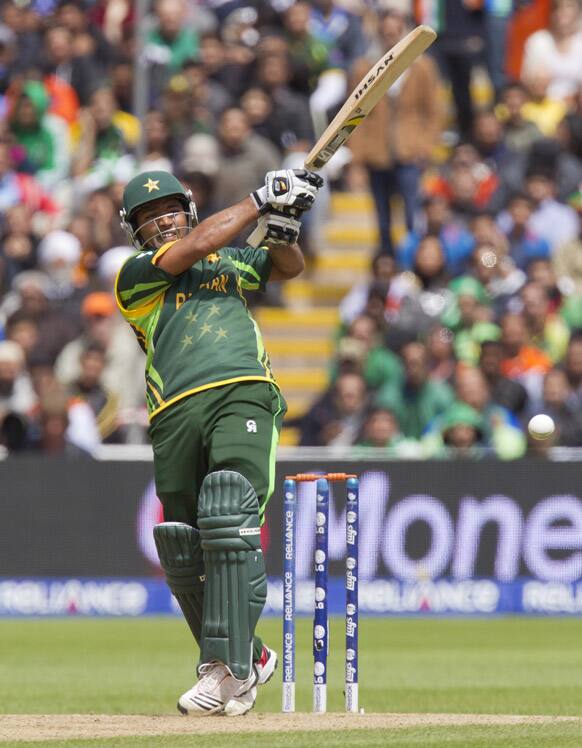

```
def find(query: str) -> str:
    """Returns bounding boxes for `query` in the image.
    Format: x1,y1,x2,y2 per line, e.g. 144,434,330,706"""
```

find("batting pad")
153,522,206,645
198,470,267,680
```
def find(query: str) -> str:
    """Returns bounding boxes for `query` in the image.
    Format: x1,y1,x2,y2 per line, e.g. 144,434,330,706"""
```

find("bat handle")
246,223,266,248
245,207,303,248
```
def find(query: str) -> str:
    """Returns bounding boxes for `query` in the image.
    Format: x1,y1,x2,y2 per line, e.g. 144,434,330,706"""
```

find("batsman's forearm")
268,243,305,279
156,197,259,275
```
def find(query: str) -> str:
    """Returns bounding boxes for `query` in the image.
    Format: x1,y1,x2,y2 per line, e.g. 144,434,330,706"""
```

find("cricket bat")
247,24,437,247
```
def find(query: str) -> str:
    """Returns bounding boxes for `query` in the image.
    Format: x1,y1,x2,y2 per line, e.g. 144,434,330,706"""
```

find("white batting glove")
250,169,323,215
254,209,302,246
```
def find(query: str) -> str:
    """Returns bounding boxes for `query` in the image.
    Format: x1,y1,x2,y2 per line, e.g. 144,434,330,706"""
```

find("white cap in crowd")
37,231,82,268
0,340,25,367
181,134,220,176
98,246,134,287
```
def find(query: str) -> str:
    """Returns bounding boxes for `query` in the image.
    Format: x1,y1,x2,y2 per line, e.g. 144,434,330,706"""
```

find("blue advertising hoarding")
0,577,581,616
1,457,581,616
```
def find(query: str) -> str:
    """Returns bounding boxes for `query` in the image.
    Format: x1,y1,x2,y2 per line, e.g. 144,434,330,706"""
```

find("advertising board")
1,458,580,615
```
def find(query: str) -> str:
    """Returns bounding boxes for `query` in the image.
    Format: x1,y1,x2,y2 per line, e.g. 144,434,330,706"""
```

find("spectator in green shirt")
331,313,403,392
376,340,455,439
424,401,486,459
283,1,330,94
146,0,199,75
442,275,501,365
448,366,525,459
9,80,70,189
355,406,423,458
423,367,526,460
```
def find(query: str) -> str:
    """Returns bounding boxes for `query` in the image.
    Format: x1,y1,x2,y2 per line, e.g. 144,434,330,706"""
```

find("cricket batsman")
115,168,323,716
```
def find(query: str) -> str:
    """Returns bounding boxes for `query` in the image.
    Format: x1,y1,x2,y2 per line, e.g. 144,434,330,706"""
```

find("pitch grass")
0,617,581,747
4,725,582,748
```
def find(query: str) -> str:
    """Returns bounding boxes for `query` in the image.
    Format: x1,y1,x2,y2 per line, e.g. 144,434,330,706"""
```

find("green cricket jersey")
115,241,277,420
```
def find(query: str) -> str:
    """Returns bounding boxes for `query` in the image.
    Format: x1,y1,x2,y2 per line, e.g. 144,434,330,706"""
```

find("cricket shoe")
255,645,278,686
177,661,257,716
223,646,278,717
223,684,258,717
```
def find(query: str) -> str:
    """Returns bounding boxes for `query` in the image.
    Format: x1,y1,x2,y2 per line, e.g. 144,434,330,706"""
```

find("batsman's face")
134,197,190,249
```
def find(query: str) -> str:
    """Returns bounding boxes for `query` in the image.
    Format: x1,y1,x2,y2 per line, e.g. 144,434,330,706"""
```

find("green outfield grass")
1,617,581,747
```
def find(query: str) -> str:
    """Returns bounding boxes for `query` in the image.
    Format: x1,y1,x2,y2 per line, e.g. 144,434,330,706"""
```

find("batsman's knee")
198,470,262,552
153,522,205,592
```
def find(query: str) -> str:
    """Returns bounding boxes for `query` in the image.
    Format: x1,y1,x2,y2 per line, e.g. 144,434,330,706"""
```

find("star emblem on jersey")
185,310,198,324
207,304,220,319
197,323,212,340
214,327,227,342
180,334,193,352
143,178,160,193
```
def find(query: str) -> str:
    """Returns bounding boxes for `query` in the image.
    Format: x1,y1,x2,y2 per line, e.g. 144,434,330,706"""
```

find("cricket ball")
528,414,555,440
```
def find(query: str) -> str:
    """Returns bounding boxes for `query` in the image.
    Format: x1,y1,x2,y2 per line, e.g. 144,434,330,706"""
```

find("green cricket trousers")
149,380,287,527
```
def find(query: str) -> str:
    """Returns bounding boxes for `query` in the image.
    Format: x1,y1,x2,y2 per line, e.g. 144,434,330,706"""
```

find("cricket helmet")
120,170,198,249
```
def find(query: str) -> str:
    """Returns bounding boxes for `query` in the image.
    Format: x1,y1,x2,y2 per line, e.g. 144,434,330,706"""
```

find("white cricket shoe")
223,646,278,717
223,685,258,716
255,645,278,685
177,661,257,717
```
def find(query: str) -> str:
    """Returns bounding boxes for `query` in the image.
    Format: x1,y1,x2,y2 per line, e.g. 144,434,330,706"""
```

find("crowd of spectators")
294,0,582,457
0,0,580,458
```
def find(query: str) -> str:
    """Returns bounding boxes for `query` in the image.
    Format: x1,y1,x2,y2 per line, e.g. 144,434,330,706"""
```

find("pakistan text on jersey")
176,274,230,308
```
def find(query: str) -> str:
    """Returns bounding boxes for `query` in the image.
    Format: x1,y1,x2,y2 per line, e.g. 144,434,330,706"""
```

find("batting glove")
255,208,303,245
251,169,323,215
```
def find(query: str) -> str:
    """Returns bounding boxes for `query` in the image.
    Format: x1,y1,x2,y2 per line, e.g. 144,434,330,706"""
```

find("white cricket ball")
528,414,555,440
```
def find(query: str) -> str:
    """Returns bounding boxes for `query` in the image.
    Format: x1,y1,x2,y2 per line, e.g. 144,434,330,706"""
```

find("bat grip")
245,207,303,248
246,223,266,248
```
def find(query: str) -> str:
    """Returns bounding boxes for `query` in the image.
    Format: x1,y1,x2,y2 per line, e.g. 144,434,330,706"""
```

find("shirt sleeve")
221,246,273,292
115,244,178,315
